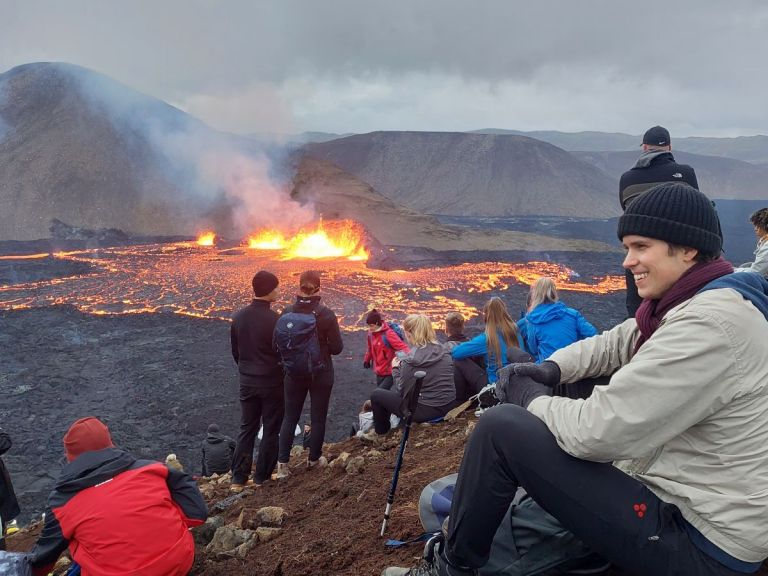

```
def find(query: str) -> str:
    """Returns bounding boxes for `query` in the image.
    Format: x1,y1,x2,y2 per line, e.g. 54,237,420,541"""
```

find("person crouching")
27,417,208,576
361,314,455,443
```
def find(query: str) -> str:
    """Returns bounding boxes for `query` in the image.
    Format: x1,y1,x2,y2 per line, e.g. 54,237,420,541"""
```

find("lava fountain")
247,220,368,261
196,232,216,246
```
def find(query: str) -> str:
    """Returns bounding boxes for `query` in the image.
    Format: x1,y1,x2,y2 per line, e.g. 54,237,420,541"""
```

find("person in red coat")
363,309,410,390
28,417,208,576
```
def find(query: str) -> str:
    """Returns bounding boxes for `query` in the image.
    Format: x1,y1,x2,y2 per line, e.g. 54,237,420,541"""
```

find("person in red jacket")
363,309,410,390
28,417,208,576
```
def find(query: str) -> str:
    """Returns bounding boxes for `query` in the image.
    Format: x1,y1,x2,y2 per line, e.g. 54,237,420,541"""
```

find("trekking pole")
380,370,426,537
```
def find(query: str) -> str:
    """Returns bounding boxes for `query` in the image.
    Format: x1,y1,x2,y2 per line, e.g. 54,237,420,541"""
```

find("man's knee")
474,404,550,446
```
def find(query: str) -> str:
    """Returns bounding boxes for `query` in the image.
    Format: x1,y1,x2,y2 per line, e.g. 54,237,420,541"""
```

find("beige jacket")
528,287,768,562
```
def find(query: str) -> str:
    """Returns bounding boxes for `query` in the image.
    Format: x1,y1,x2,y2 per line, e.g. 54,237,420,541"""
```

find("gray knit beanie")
617,183,722,254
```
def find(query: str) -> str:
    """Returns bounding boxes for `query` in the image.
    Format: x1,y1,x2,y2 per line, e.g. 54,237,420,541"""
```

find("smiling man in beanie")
386,184,768,576
229,270,284,491
28,417,207,576
619,125,700,317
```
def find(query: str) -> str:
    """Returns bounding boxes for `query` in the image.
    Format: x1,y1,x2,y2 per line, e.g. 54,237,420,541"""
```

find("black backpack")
274,307,326,378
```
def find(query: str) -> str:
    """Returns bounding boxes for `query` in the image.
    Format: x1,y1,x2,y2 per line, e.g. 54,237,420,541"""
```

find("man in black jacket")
230,270,284,491
619,126,699,316
201,424,236,476
0,426,20,551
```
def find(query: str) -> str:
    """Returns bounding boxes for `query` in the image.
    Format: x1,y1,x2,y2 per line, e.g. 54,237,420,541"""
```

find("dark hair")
365,309,383,326
750,208,768,232
666,243,720,263
444,312,465,335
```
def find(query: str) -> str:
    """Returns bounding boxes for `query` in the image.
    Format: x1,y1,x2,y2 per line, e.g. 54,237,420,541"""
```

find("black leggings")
278,368,334,462
446,404,744,576
370,388,453,434
453,358,488,404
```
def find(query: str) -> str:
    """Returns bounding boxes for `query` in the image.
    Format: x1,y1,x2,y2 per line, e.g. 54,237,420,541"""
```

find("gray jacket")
734,236,768,277
393,343,455,408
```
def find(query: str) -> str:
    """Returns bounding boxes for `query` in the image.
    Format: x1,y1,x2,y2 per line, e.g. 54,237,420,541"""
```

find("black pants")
453,358,488,404
370,388,453,434
376,374,394,390
278,368,334,462
446,404,742,576
231,381,284,484
625,268,642,318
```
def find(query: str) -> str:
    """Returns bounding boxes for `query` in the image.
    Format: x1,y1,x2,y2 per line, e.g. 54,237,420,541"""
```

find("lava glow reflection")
0,242,624,328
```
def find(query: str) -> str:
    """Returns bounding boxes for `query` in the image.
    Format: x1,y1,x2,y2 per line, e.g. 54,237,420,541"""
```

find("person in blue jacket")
517,277,597,363
451,297,526,401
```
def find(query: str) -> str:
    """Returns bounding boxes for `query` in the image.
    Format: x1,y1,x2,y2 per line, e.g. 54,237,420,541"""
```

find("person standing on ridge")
619,125,699,317
363,309,410,391
275,270,343,478
230,270,284,491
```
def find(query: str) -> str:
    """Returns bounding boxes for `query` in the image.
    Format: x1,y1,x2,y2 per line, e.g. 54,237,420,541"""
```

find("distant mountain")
0,63,269,241
473,129,768,164
247,131,354,145
303,131,620,218
574,150,768,200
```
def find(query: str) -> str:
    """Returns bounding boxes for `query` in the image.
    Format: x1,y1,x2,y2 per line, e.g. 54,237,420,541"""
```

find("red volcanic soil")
9,416,767,576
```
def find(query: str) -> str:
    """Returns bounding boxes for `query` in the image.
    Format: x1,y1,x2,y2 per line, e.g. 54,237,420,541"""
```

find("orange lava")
247,220,368,261
196,232,216,246
0,243,624,329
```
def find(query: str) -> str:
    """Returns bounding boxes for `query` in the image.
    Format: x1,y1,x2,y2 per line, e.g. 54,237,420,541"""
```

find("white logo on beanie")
672,173,682,178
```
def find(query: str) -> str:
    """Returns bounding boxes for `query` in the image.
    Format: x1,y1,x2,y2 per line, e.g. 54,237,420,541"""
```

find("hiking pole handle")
380,370,427,537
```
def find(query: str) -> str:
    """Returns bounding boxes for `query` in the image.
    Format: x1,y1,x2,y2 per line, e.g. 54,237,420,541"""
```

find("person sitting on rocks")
201,423,236,477
363,309,410,391
361,314,455,444
27,417,208,576
384,184,768,576
451,297,525,404
0,426,20,552
442,311,469,350
734,207,768,277
517,277,597,363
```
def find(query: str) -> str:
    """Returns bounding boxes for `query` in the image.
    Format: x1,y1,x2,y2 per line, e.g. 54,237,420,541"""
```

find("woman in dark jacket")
276,270,343,478
0,426,20,550
361,314,456,442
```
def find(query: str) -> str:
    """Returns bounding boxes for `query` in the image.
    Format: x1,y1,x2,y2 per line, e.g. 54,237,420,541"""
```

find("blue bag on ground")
0,551,32,576
419,475,595,575
274,310,325,378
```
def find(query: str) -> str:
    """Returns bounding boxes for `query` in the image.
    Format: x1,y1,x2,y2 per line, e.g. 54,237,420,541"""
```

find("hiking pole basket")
380,369,427,537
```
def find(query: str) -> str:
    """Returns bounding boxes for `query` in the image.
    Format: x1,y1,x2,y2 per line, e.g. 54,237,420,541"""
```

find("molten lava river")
0,239,624,329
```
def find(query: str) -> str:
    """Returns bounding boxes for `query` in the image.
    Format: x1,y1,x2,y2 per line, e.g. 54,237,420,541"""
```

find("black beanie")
251,270,279,297
207,424,219,434
617,183,722,255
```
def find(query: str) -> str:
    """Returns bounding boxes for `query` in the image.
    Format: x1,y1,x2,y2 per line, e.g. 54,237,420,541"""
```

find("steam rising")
72,65,314,239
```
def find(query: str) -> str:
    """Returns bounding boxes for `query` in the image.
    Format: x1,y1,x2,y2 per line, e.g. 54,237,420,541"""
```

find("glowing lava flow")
247,220,368,261
196,232,216,246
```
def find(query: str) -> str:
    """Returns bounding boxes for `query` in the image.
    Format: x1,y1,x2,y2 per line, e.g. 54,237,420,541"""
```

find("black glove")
363,360,372,369
513,361,561,387
496,366,551,408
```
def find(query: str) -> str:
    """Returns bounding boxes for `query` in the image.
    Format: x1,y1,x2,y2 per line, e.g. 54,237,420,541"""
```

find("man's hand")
496,365,552,408
391,357,401,369
363,360,372,369
512,361,561,386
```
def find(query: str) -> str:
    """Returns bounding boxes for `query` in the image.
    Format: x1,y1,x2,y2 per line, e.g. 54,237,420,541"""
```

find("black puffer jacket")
201,432,236,476
0,428,20,524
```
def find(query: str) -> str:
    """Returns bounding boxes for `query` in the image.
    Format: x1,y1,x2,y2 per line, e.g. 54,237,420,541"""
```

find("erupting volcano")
247,220,369,261
196,232,216,246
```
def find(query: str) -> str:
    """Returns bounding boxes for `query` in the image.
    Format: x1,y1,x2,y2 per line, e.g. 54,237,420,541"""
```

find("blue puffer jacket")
517,301,597,363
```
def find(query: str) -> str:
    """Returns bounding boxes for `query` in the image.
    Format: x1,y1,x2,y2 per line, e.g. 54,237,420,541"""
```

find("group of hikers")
1,125,767,575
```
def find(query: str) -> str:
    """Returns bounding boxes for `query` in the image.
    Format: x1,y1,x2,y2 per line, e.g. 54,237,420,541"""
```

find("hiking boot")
307,456,328,469
381,534,476,576
230,483,246,493
275,462,291,480
5,520,18,536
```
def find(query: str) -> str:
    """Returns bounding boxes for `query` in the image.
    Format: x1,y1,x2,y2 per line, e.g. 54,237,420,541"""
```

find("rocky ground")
7,416,767,576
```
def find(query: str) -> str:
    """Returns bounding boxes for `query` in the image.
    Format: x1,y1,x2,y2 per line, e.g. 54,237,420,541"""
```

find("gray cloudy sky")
2,0,767,136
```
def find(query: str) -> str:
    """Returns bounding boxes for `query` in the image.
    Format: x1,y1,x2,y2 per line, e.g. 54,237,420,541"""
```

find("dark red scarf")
634,257,733,352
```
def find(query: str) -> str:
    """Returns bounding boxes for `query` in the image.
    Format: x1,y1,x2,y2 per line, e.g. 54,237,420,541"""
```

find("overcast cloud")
2,0,768,136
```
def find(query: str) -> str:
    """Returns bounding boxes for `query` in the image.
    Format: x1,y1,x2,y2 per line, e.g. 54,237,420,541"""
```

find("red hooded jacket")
29,448,207,576
364,322,410,376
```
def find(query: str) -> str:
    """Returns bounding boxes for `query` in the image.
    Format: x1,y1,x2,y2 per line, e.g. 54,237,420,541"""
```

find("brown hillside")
303,131,620,218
